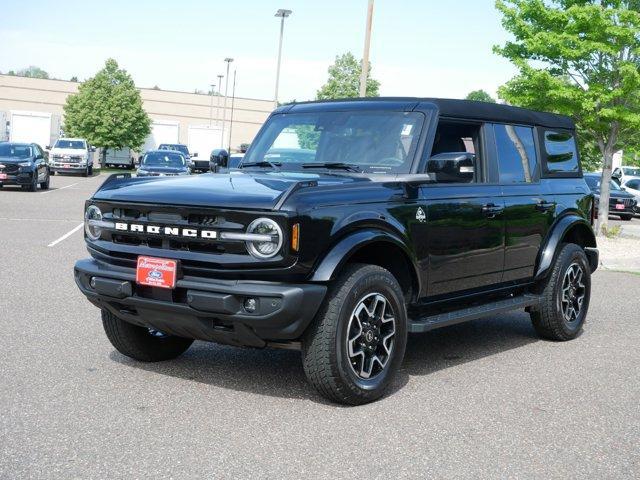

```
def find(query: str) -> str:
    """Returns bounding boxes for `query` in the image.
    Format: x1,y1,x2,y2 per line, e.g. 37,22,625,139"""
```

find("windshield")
0,144,32,158
243,111,425,173
159,144,190,156
622,167,640,177
54,140,86,149
585,176,621,191
142,152,186,168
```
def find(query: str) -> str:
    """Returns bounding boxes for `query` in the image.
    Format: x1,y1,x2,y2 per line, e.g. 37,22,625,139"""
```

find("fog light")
90,277,96,288
244,298,257,313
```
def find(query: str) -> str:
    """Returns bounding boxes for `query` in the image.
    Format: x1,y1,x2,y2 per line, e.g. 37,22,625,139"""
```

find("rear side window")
494,124,537,183
544,131,579,174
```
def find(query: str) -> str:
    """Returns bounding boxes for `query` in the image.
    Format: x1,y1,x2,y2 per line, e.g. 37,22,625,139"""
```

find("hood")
595,189,635,199
0,156,31,164
50,148,86,156
93,171,359,210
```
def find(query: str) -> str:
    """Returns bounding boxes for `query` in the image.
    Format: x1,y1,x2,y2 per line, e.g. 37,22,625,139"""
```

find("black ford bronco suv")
75,98,598,405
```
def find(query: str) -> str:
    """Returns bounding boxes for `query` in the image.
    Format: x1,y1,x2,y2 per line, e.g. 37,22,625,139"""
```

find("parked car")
75,98,598,405
611,165,640,185
0,142,50,191
136,150,191,177
621,177,640,214
48,138,94,176
158,144,200,171
584,172,637,220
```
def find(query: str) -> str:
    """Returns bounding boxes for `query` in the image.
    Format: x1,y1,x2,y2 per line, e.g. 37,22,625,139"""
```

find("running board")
409,294,541,333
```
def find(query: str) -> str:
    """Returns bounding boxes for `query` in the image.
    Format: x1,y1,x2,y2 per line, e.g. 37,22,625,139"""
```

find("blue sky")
1,0,518,101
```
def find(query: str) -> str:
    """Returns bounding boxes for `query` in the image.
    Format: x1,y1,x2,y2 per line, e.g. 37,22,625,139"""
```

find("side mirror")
46,145,51,150
210,149,229,171
90,146,96,152
192,152,198,158
427,152,475,183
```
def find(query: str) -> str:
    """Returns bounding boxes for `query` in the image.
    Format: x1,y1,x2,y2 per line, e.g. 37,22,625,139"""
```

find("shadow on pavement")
110,311,539,405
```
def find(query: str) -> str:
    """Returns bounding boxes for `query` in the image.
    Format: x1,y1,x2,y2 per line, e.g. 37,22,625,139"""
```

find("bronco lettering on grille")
114,222,217,239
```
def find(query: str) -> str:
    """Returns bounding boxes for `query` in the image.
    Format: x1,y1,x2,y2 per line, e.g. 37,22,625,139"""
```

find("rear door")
491,123,553,282
418,120,505,297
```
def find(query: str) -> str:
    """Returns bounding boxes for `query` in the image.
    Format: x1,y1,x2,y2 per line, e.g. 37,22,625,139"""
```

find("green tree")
63,59,151,163
494,0,640,234
316,52,380,99
465,89,497,103
16,66,49,79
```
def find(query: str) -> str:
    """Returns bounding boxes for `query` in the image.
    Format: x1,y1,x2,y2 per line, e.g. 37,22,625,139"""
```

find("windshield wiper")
301,162,362,172
240,161,282,169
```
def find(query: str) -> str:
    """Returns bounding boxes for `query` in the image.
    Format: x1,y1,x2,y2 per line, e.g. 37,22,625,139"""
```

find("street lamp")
359,0,375,97
274,9,292,106
209,84,216,126
216,74,224,127
223,57,234,148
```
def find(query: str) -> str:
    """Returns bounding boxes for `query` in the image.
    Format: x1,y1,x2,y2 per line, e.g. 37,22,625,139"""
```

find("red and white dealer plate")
136,256,177,289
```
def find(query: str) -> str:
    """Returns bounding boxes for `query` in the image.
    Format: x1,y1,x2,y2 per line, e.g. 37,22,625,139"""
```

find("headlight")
84,205,104,241
245,218,283,259
137,169,148,175
19,162,31,167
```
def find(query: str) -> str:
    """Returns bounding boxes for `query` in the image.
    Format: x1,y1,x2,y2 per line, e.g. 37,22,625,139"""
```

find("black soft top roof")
279,97,574,130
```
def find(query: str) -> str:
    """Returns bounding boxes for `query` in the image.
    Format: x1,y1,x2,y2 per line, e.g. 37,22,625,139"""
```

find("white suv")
49,138,94,176
612,165,640,186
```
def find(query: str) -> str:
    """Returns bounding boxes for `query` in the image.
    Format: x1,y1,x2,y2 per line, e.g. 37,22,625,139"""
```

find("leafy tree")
316,52,380,99
465,89,497,103
63,59,151,163
16,65,50,79
494,0,640,234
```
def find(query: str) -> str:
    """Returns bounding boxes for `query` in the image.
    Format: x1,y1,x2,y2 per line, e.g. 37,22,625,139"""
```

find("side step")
409,294,541,333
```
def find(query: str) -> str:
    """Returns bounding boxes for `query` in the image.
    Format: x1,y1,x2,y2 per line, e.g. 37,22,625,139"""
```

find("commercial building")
0,74,274,158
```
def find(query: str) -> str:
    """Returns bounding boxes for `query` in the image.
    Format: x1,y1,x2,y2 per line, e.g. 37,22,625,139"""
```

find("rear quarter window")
543,130,580,175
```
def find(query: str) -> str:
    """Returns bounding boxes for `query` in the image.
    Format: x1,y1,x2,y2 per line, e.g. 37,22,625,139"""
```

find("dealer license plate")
136,256,177,289
615,203,625,210
0,173,6,180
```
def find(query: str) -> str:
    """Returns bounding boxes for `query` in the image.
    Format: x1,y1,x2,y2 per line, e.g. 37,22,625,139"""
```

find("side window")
627,179,640,190
427,121,481,184
494,124,537,183
544,130,579,174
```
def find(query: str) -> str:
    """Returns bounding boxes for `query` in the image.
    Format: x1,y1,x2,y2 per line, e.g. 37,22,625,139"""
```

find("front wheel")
530,243,591,341
101,310,193,362
619,214,633,221
40,171,50,190
302,264,407,405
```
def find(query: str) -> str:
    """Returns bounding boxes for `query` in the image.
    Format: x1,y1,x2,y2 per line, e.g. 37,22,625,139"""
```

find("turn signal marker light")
291,223,300,252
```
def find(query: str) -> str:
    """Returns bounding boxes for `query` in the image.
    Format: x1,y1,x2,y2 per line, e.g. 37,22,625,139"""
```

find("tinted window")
626,179,640,190
0,143,32,158
544,131,579,174
54,139,86,149
494,124,537,183
584,176,598,190
142,152,186,167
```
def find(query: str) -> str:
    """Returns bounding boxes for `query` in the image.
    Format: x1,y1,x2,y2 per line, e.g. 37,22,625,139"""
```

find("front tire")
40,171,50,190
619,214,633,221
102,310,194,362
530,243,591,341
302,264,407,405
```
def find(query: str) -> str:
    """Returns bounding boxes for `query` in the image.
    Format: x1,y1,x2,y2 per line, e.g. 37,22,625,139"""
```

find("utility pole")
209,84,216,126
359,0,375,98
228,69,237,151
274,9,292,107
223,58,234,149
216,74,224,130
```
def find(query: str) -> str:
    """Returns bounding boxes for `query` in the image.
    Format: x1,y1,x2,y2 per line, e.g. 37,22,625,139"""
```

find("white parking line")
40,182,81,194
47,222,84,247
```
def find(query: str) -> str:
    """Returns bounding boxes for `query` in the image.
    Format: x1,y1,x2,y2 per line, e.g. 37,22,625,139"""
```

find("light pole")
223,57,234,148
216,74,224,129
359,0,375,97
209,84,216,126
274,9,292,107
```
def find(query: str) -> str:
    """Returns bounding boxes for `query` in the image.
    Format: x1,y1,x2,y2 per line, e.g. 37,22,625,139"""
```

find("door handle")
482,203,504,217
535,200,554,212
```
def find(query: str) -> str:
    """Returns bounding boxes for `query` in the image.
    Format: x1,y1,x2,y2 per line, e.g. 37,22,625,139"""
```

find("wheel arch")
310,229,421,303
535,214,597,281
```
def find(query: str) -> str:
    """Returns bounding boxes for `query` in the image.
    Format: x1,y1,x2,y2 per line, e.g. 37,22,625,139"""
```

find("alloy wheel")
560,263,586,324
346,292,396,380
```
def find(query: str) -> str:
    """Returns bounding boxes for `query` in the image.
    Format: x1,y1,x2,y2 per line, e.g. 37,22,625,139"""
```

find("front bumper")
0,171,35,186
74,258,326,347
50,162,87,173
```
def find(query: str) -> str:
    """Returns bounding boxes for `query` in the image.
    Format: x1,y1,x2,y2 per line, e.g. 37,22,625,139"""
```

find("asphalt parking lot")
1,172,639,479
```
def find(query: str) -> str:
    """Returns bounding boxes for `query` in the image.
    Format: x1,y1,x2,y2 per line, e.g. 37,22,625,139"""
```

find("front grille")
610,198,635,207
53,155,83,163
89,201,290,275
0,164,19,174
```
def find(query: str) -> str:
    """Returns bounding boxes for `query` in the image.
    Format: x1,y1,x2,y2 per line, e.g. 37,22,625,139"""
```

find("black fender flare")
309,228,421,294
534,215,597,281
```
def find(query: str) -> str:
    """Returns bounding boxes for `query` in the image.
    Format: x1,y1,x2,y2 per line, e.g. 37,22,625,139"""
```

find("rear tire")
101,309,194,362
302,264,407,405
88,164,93,176
530,243,591,341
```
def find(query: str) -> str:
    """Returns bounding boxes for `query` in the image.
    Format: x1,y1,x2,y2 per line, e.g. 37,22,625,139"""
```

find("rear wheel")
88,164,93,176
530,243,591,341
302,264,407,405
101,309,194,362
